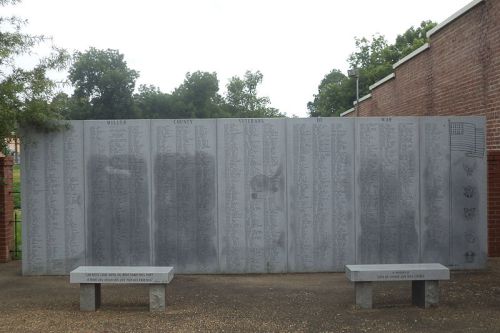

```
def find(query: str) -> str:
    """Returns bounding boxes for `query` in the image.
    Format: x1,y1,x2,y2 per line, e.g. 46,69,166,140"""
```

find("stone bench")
345,263,450,309
70,266,174,312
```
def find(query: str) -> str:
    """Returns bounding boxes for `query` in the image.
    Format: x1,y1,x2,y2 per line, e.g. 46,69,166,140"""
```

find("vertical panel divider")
448,119,453,265
417,118,424,263
149,119,154,265
353,117,357,265
418,118,422,263
82,121,87,265
284,118,290,273
62,129,67,272
216,118,220,273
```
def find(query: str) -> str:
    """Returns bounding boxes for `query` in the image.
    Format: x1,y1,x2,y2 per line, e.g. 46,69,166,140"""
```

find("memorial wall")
21,117,487,275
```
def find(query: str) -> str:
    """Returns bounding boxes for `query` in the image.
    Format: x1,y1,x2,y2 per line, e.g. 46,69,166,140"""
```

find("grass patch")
13,165,22,259
13,209,21,259
13,164,20,209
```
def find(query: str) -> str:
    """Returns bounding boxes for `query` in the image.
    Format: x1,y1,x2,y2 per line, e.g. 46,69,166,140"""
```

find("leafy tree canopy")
133,84,174,119
67,47,139,119
134,70,281,119
0,0,69,153
308,20,437,117
63,50,280,120
224,70,283,118
172,71,226,118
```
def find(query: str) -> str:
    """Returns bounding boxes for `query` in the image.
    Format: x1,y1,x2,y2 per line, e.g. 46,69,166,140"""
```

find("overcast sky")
5,0,472,117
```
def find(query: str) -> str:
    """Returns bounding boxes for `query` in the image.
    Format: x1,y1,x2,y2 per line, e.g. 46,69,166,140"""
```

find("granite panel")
151,119,218,273
355,117,420,264
287,117,355,272
84,120,151,266
217,118,287,273
449,117,487,269
21,121,85,275
420,118,451,265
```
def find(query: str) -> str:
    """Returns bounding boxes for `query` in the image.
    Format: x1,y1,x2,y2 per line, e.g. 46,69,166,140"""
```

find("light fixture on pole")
348,68,360,117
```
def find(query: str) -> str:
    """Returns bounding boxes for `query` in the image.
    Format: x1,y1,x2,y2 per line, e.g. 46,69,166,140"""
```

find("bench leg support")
80,283,101,311
149,284,166,312
412,280,439,308
355,282,373,309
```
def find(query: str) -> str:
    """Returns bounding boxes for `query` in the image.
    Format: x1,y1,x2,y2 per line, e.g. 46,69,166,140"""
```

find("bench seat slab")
345,264,450,282
70,266,174,284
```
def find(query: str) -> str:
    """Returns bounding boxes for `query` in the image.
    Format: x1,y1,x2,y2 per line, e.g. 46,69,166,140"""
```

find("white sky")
4,0,472,117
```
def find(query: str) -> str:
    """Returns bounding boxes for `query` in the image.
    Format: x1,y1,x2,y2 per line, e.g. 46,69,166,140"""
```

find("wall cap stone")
393,43,430,69
369,73,396,91
353,93,372,105
340,108,355,117
426,0,485,38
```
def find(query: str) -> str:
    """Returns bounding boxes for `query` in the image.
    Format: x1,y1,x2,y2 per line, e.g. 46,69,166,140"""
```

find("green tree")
172,71,225,118
224,70,283,118
134,85,175,119
347,34,394,98
68,47,139,119
307,70,354,117
134,70,281,120
308,20,437,117
0,0,69,152
391,20,437,59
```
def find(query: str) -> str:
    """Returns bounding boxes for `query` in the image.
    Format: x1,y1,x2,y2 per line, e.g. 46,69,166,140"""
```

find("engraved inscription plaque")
355,117,420,264
287,118,355,272
21,121,85,275
152,119,217,273
420,118,450,264
84,120,151,266
218,118,287,273
62,122,85,273
22,129,48,275
449,117,487,269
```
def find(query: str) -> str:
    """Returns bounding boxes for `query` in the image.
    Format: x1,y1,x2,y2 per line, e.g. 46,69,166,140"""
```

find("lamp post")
348,68,360,117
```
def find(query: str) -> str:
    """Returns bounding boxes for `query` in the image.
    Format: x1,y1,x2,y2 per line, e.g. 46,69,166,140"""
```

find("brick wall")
488,151,500,256
0,156,14,262
346,0,500,256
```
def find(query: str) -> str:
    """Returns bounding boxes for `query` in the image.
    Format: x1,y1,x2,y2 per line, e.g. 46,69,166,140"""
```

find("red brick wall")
348,0,500,256
395,49,433,116
0,156,14,263
488,151,500,256
371,79,397,115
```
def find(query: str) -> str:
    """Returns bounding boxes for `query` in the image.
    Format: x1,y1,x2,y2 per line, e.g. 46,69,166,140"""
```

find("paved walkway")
1,260,499,332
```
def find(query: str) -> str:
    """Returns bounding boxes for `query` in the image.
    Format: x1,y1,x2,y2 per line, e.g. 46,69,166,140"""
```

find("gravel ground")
1,259,500,333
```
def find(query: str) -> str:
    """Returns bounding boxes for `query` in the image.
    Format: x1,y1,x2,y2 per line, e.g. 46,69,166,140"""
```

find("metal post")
356,76,360,117
14,211,17,259
14,136,19,164
14,210,19,259
348,68,360,117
